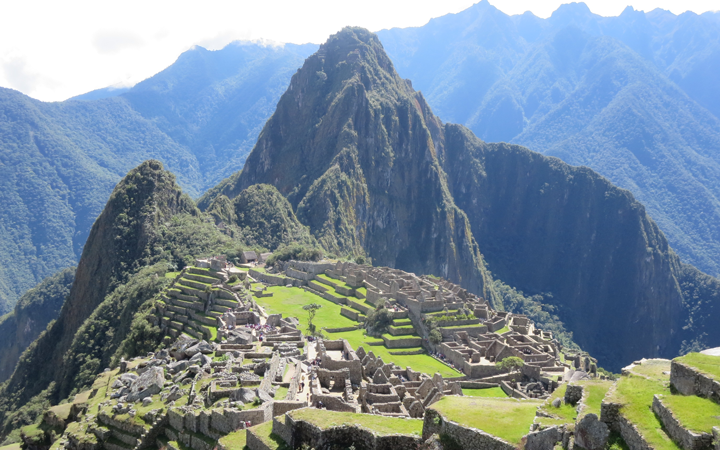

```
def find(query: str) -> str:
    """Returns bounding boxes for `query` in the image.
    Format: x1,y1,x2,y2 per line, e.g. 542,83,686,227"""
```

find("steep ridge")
204,27,720,370
0,160,319,438
202,28,494,298
0,161,198,432
439,126,684,366
377,2,720,277
0,267,74,382
206,184,316,250
0,42,313,314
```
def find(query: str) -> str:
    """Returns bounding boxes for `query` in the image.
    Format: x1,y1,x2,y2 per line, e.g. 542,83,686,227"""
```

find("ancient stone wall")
525,425,561,450
652,395,713,450
422,409,515,450
671,361,720,403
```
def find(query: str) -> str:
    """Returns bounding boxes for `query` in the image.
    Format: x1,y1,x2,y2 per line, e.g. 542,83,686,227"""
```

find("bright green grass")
248,421,287,449
610,375,679,450
432,396,541,444
537,384,577,427
165,271,181,279
494,326,510,335
356,287,367,296
675,353,720,381
48,402,73,420
274,386,289,400
289,408,422,435
578,380,613,417
316,273,339,284
255,286,357,330
256,286,460,377
628,359,672,381
218,430,247,450
661,394,720,433
382,333,420,340
330,329,460,377
462,387,507,397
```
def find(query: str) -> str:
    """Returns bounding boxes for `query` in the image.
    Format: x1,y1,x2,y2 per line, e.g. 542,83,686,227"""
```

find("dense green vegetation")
378,3,720,277
0,42,315,315
0,268,75,382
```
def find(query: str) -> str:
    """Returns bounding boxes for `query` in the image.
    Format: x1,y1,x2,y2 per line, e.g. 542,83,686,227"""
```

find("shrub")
266,244,322,266
496,356,524,373
365,307,393,335
429,329,443,344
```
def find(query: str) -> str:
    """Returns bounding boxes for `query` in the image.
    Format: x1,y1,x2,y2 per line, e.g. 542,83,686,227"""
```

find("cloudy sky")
1,0,717,102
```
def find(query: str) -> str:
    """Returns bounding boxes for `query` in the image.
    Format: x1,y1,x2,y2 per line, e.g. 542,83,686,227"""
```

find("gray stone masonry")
671,361,720,404
575,414,610,450
526,425,561,450
652,395,714,450
422,408,515,450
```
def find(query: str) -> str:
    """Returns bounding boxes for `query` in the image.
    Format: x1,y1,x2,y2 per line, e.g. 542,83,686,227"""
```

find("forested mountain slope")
0,42,314,314
203,27,720,371
377,1,720,277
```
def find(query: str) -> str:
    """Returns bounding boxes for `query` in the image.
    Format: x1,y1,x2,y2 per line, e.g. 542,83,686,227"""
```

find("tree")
303,303,322,333
429,329,443,344
495,356,524,373
364,306,393,336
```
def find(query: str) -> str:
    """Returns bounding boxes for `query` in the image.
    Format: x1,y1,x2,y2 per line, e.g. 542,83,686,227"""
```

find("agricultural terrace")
430,396,541,445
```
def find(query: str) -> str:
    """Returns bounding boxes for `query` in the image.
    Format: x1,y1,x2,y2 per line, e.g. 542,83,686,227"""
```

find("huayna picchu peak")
2,17,720,450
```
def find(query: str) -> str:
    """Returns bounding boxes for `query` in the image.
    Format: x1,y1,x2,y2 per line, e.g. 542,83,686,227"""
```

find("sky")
0,0,718,102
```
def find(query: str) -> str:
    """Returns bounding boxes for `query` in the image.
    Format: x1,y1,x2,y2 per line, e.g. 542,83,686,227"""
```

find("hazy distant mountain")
0,41,315,314
378,1,720,277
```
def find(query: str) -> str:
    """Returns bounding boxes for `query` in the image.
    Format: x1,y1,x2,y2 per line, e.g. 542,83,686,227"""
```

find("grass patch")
610,374,679,450
249,421,287,449
675,353,720,381
462,387,507,397
431,396,541,444
289,408,422,436
494,326,510,335
578,380,613,417
274,386,289,400
627,359,672,381
0,444,21,450
537,384,576,427
218,430,247,450
255,285,460,377
661,394,720,433
330,329,460,377
165,271,181,279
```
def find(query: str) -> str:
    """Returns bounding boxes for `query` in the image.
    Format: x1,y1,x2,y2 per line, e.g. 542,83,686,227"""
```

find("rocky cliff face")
204,27,719,370
0,268,75,382
201,28,493,298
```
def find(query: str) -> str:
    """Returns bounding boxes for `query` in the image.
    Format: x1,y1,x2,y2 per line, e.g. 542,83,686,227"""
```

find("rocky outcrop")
0,267,75,382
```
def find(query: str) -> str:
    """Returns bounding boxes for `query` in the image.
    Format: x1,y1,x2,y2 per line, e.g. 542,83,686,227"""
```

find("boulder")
552,398,562,408
189,352,211,366
256,389,273,403
227,331,254,345
575,414,609,450
167,360,189,374
230,388,257,404
127,367,165,402
120,373,138,386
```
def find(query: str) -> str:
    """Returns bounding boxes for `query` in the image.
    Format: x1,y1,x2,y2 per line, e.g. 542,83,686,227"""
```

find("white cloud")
93,30,145,55
1,57,39,94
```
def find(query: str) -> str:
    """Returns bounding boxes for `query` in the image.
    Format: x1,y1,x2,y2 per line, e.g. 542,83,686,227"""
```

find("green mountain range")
377,1,720,277
2,27,720,443
0,42,314,315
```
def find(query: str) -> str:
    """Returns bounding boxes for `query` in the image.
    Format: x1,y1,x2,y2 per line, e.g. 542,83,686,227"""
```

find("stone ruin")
306,338,463,419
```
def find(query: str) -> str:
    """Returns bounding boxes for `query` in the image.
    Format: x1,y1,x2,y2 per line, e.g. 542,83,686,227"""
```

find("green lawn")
536,384,577,427
248,421,288,449
274,386,289,400
289,408,422,436
578,380,613,417
462,387,507,397
675,353,720,381
610,375,680,450
218,430,247,450
431,396,541,444
627,359,672,381
256,286,358,330
255,286,460,377
494,326,510,335
329,329,460,377
661,394,720,433
165,271,181,279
